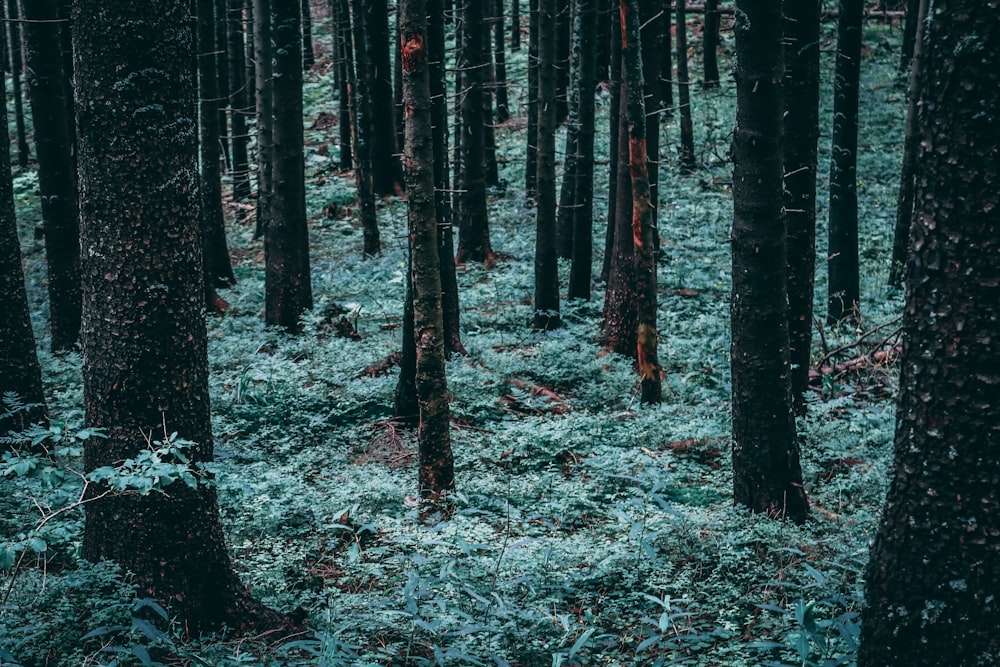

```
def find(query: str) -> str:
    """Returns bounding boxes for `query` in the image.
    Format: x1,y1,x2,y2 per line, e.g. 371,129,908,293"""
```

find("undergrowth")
2,8,906,667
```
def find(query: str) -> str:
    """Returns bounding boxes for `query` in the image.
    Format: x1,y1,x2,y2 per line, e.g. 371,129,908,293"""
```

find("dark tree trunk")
600,3,621,283
782,0,821,415
0,71,46,436
621,0,662,403
482,38,499,188
197,0,238,296
675,0,696,171
858,5,1000,662
702,0,720,87
455,0,494,264
888,0,928,288
5,0,30,171
215,0,232,169
349,0,381,256
366,0,405,195
897,0,919,76
492,0,510,123
265,0,313,332
639,0,663,250
252,0,274,240
827,0,862,323
22,0,82,352
73,0,285,634
394,24,406,170
333,0,354,171
301,0,314,69
554,0,570,124
228,0,253,201
730,0,808,524
595,0,611,82
659,0,673,117
533,0,562,331
566,0,597,301
510,0,520,50
394,273,419,424
400,0,455,497
525,0,539,199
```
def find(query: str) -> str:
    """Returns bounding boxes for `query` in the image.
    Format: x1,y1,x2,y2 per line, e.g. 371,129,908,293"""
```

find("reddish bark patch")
401,34,425,73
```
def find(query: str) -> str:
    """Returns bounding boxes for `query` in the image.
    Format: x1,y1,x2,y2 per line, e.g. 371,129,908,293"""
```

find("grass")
2,9,908,667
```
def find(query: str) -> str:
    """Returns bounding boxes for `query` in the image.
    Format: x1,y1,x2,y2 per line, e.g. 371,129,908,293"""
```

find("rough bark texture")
0,71,46,436
349,0,381,256
621,0,661,403
676,0,696,171
227,0,252,201
533,0,562,331
858,3,1000,663
730,0,808,523
400,0,455,496
782,0,821,415
22,0,82,352
73,0,284,634
253,0,274,239
266,0,313,331
827,0,862,323
5,0,30,171
702,0,720,86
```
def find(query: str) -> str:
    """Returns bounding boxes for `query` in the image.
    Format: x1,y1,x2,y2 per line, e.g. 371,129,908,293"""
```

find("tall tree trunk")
675,0,696,171
332,0,354,171
533,0,562,331
783,0,821,415
639,0,663,251
5,0,30,171
266,0,313,331
659,0,673,117
22,0,82,352
366,0,405,195
73,0,285,634
858,4,1000,661
301,0,314,69
600,2,621,283
510,0,520,50
349,0,381,256
228,0,252,201
730,0,808,523
888,0,928,288
215,0,232,170
253,0,274,240
897,0,919,76
400,0,455,497
554,0,571,124
0,70,46,436
492,0,510,123
827,0,862,323
525,0,539,199
702,0,720,87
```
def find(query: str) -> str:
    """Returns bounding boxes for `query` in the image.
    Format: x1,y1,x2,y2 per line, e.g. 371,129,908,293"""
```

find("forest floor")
3,12,909,667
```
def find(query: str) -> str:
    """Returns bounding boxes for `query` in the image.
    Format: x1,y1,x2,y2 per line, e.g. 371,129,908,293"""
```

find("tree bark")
702,0,720,86
332,0,354,171
253,0,274,239
301,0,315,69
858,3,1000,661
525,0,539,199
228,0,253,202
5,0,30,171
600,2,622,284
897,0,919,76
492,0,510,123
349,0,381,256
676,0,696,171
730,0,808,523
73,0,285,633
366,0,405,195
22,0,82,352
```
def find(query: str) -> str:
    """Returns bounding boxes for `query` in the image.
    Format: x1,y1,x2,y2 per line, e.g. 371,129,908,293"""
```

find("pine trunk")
5,0,30,171
228,0,253,201
525,0,539,199
301,0,314,69
253,0,274,239
600,3,622,284
676,0,696,171
349,0,381,256
366,0,404,195
492,0,510,123
702,0,720,86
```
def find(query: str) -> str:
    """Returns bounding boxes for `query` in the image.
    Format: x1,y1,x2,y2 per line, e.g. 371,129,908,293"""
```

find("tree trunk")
301,0,315,69
73,0,285,634
702,0,720,86
22,0,82,352
659,0,673,118
400,0,455,497
858,4,1000,661
349,0,381,256
888,0,928,288
676,0,696,171
0,70,46,436
525,0,539,199
492,0,510,122
897,0,919,76
366,0,405,195
827,0,862,323
533,0,562,331
783,0,821,415
266,0,313,332
510,0,520,50
600,3,621,284
253,0,274,239
215,0,232,170
730,0,808,523
639,0,663,251
332,0,354,171
228,0,253,201
554,0,571,124
5,0,30,171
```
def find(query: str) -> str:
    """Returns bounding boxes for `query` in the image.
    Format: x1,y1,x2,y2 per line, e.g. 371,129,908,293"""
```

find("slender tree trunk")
888,0,928,288
827,0,862,323
74,0,285,633
349,0,381,255
897,0,919,76
554,0,571,124
567,0,597,300
730,0,808,523
400,0,455,497
266,0,313,331
533,0,562,331
0,70,46,436
5,0,29,171
366,0,405,195
215,0,232,170
595,0,611,82
859,5,1000,662
482,39,499,188
600,3,621,283
702,0,720,86
492,0,510,123
333,0,354,171
783,0,821,415
301,0,314,69
510,0,520,50
228,0,252,201
676,0,696,171
525,0,539,199
23,0,82,352
639,0,663,248
659,0,673,117
394,274,419,424
253,0,274,239
394,24,406,170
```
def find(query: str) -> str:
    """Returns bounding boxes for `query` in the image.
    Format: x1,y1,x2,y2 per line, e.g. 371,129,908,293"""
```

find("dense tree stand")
73,0,285,634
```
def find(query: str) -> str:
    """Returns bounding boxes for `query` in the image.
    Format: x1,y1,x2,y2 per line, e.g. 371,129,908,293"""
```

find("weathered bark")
858,4,1000,662
525,0,539,199
366,0,405,195
349,0,381,255
252,0,274,239
73,0,285,633
228,0,252,201
266,0,313,331
0,70,46,436
620,0,662,403
888,0,928,288
492,0,510,123
5,0,30,171
702,0,720,86
301,0,314,69
783,0,821,415
676,0,696,171
730,0,808,523
533,0,562,331
400,0,455,496
22,0,82,352
827,0,862,323
455,0,494,264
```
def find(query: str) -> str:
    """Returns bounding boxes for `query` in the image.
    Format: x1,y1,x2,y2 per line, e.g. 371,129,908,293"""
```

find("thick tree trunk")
400,0,455,496
253,0,274,239
22,0,82,352
702,0,720,86
827,0,862,323
858,4,1000,661
228,0,253,201
73,0,285,634
349,0,381,256
730,0,808,523
5,0,30,171
0,71,46,436
675,0,696,171
783,0,821,415
533,0,562,331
